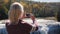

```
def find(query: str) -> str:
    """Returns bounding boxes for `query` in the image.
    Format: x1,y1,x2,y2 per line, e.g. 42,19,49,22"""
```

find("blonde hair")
8,2,24,24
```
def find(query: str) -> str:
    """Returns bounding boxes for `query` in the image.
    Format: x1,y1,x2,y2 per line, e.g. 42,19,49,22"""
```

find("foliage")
0,0,60,20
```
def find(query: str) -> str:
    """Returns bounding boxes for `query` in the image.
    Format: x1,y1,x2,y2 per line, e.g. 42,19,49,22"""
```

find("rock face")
0,24,8,34
48,24,60,34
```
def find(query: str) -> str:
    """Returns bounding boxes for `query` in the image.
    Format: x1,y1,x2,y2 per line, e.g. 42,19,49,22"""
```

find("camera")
26,13,30,18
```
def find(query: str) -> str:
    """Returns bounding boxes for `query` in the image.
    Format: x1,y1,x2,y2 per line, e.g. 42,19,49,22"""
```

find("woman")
6,2,38,34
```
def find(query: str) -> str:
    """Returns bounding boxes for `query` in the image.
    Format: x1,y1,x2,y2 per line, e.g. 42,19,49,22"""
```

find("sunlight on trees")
4,0,9,4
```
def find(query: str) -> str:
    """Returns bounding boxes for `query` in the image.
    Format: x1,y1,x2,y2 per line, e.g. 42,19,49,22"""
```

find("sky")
28,0,60,2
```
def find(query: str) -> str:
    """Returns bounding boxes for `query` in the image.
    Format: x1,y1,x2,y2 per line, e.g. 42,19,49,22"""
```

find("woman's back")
6,20,32,34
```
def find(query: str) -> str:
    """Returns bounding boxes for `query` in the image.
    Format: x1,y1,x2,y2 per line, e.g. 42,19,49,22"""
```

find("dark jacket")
6,19,38,34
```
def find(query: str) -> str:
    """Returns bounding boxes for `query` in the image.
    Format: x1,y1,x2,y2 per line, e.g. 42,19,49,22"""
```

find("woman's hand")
30,14,35,21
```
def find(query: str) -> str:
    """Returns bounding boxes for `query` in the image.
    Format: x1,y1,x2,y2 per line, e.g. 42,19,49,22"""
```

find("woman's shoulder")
18,19,32,27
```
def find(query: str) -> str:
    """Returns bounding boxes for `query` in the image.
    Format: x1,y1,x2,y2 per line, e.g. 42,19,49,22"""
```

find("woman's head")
8,2,24,24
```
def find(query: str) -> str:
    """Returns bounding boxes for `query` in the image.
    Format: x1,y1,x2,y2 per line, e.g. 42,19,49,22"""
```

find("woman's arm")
30,13,39,32
30,13,35,24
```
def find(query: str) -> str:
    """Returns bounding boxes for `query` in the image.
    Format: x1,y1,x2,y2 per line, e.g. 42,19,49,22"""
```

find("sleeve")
23,22,38,32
